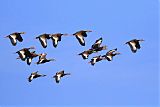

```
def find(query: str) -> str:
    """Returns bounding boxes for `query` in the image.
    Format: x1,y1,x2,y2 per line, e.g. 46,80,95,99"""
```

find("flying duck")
91,37,103,49
36,33,50,48
36,53,55,65
4,32,25,46
88,55,104,66
125,39,144,53
16,51,39,65
73,30,92,46
28,71,46,82
50,33,68,48
53,70,70,83
15,46,35,61
102,48,120,61
78,49,94,59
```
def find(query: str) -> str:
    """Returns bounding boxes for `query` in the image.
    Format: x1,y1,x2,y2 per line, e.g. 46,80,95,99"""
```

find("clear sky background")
0,0,159,107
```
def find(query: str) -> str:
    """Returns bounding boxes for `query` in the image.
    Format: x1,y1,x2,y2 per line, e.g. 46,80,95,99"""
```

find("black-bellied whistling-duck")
36,33,50,48
78,49,94,59
102,48,120,61
53,70,70,83
15,46,35,61
125,39,144,53
28,71,46,82
91,37,107,52
91,37,103,49
36,53,55,65
73,30,92,46
4,32,25,46
88,55,104,66
16,51,39,65
50,33,68,48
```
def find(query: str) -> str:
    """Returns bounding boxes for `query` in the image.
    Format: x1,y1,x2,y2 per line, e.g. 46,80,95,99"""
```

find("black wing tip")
12,43,17,46
27,63,31,65
42,46,47,48
53,44,58,48
91,63,95,66
56,81,60,83
99,37,103,40
80,43,85,46
28,79,32,82
132,50,137,53
82,56,88,60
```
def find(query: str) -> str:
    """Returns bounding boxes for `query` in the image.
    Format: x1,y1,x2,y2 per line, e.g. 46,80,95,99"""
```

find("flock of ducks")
5,30,144,83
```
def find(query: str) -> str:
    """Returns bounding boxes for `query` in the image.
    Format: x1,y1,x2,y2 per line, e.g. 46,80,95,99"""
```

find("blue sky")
0,0,159,107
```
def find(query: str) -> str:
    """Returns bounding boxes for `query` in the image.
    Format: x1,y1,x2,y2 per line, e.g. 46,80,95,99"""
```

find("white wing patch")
77,35,84,44
27,58,32,64
83,53,88,59
97,39,102,44
40,37,47,47
39,59,44,63
19,50,25,59
107,55,112,61
30,75,34,81
129,42,137,52
93,57,97,64
52,36,59,46
10,35,17,45
57,74,61,82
